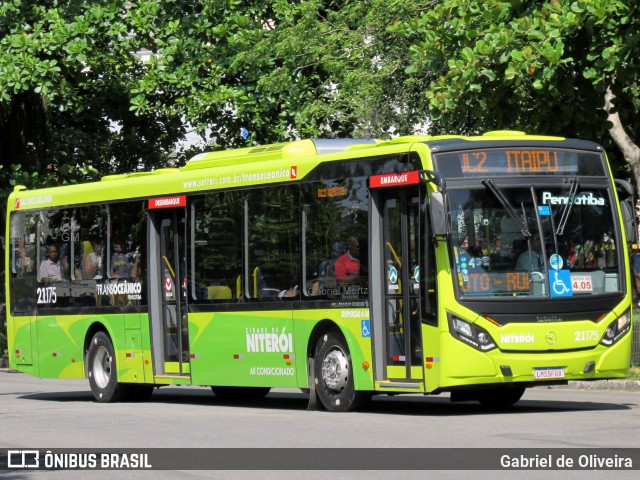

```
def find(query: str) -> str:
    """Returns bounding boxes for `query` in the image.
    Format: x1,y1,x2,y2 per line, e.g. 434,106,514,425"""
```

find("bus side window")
12,230,35,278
302,180,369,301
190,192,243,303
9,212,37,315
105,201,147,308
246,186,300,303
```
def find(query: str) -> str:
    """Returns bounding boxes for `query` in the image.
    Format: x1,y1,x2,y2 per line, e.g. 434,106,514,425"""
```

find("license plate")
533,367,565,379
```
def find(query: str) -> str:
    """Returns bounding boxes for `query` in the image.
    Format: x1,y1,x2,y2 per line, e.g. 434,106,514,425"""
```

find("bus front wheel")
313,331,370,412
87,331,129,403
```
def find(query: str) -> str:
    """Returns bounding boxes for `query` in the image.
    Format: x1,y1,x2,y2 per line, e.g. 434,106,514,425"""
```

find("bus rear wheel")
313,330,370,412
476,386,526,408
87,331,130,403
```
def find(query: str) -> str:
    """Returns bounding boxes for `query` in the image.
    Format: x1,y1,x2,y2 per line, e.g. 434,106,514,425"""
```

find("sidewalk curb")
563,379,640,392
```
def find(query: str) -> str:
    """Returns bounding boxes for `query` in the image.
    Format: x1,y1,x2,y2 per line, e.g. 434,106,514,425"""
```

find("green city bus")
5,131,635,411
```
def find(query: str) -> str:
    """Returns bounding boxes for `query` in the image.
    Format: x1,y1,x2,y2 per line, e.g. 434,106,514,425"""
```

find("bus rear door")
369,172,424,389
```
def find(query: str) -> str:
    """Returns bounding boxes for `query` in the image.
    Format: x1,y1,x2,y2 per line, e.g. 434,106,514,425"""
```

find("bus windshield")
448,183,621,299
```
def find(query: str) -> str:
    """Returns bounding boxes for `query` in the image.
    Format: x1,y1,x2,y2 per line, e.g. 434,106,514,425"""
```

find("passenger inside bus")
309,240,348,296
111,239,140,278
515,235,542,271
83,239,103,280
335,237,360,280
279,276,299,299
15,238,33,276
38,244,63,283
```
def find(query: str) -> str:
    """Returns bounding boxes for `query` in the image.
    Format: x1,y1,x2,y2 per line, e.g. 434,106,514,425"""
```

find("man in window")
516,234,542,271
335,237,360,280
111,239,140,278
39,244,62,283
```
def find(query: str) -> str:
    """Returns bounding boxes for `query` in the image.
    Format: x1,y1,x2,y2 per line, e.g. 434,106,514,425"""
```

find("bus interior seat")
253,267,280,299
207,285,232,300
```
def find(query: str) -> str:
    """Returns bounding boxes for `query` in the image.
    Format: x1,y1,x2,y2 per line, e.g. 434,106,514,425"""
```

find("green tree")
399,0,640,183
127,0,429,147
0,0,185,194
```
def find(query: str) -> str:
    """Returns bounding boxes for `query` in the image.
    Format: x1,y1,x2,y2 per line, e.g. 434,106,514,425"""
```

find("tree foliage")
398,0,640,182
0,0,186,198
126,0,429,147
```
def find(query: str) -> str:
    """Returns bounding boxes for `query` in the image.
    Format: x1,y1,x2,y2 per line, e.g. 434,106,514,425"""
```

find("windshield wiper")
555,178,579,236
482,179,530,237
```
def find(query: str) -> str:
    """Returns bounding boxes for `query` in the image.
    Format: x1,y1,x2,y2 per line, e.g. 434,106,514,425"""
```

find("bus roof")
7,131,605,211
183,138,379,170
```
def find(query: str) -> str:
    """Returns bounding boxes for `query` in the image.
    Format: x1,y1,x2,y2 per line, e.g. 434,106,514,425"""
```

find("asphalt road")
0,370,638,480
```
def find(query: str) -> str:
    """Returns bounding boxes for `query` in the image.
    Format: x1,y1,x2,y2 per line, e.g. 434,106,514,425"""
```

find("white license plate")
533,367,565,379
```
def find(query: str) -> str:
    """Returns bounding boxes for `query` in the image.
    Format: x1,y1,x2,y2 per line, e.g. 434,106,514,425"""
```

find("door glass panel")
407,195,422,366
158,212,189,372
384,194,404,367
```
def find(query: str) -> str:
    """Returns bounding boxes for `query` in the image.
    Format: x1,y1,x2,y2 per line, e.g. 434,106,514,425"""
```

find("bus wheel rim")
321,348,349,392
93,346,112,389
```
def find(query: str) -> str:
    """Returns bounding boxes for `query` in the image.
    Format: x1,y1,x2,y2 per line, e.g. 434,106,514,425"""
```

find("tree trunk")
0,91,49,172
604,86,640,188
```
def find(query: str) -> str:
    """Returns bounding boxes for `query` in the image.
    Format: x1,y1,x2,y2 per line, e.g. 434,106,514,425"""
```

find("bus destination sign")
434,148,605,178
462,150,559,175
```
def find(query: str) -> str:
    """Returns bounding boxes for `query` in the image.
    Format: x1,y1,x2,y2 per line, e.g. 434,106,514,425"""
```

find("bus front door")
371,187,424,386
149,208,191,378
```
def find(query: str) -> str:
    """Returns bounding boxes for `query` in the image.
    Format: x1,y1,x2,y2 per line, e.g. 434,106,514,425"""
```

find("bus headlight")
600,310,631,346
448,314,497,351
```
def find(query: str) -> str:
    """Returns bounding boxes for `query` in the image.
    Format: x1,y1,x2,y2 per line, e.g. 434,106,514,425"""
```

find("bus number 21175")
37,287,57,304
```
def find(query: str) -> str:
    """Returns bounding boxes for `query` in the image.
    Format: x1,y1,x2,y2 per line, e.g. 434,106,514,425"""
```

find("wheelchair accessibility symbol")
548,270,573,297
361,320,371,338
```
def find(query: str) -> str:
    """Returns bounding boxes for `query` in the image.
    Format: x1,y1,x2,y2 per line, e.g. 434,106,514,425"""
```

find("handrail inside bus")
386,242,402,267
162,256,176,279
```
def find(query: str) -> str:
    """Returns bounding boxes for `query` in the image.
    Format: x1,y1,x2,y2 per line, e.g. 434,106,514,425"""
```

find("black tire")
211,386,271,401
475,386,526,408
87,331,130,402
313,330,370,412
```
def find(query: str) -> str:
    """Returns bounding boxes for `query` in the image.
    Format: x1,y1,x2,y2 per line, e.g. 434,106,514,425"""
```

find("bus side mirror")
615,179,638,244
620,199,637,244
429,192,448,236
